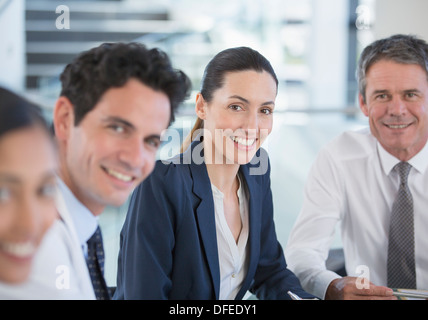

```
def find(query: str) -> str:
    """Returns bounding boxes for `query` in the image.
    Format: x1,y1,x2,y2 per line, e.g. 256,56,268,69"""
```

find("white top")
0,178,95,299
212,173,250,300
285,127,428,299
57,178,98,258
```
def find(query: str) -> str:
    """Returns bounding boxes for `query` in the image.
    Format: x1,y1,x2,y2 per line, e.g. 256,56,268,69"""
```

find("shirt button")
232,273,236,278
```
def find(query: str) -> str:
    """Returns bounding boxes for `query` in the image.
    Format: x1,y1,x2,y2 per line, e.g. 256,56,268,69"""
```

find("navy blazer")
114,139,314,300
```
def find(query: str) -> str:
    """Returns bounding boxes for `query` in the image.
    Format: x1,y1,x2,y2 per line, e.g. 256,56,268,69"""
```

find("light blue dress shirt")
56,178,98,257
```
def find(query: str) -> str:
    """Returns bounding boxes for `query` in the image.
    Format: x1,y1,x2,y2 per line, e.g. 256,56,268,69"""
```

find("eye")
145,137,161,149
109,124,125,134
376,94,388,100
38,183,56,199
0,187,11,203
229,104,243,111
106,122,128,135
261,107,273,115
405,92,418,99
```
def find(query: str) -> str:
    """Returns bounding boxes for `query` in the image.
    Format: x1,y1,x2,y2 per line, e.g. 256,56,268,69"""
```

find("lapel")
186,139,221,299
235,164,263,300
184,140,266,300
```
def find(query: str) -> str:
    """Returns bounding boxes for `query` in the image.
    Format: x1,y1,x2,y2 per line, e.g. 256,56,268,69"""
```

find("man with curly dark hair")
6,42,191,299
53,42,191,299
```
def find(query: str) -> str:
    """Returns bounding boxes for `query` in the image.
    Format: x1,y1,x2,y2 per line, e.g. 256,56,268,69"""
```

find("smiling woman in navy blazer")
114,47,315,300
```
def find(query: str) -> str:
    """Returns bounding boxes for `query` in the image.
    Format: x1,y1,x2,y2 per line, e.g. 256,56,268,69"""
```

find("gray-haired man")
285,34,428,300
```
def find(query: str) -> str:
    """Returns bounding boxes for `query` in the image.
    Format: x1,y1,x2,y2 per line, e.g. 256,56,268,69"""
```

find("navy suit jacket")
114,139,314,300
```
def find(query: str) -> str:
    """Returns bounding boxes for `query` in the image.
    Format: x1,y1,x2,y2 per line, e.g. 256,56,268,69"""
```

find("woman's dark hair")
0,87,50,139
181,47,278,152
200,46,278,102
60,42,191,126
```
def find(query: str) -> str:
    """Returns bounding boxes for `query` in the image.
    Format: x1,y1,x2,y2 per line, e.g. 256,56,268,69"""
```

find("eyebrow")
40,171,57,183
0,174,21,184
371,88,422,96
102,116,136,131
371,89,388,94
228,95,275,106
103,116,162,142
0,171,56,185
403,89,422,94
145,134,162,142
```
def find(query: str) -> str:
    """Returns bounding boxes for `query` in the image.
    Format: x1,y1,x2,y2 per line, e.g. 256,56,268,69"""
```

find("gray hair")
357,34,428,103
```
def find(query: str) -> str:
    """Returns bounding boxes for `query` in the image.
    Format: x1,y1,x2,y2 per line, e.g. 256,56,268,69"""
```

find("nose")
244,110,259,132
118,137,147,171
388,96,407,116
15,197,41,239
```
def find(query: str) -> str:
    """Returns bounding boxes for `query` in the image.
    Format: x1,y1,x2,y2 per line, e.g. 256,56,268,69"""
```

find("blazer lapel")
187,140,221,299
235,164,262,300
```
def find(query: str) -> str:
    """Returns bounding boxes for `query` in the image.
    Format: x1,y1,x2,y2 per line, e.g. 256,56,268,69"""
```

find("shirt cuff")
312,271,342,299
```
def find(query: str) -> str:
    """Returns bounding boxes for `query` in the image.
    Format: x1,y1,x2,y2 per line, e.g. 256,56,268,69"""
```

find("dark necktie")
86,226,110,299
387,162,416,289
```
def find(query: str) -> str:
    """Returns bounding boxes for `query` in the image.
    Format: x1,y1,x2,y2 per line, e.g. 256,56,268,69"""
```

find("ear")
53,96,75,141
195,93,207,120
359,93,369,117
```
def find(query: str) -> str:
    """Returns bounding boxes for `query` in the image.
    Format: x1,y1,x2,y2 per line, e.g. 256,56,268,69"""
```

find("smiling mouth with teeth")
0,241,37,259
385,123,411,129
103,167,134,182
231,136,257,147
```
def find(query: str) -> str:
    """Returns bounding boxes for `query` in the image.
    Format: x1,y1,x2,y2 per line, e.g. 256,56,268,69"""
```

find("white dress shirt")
212,173,250,300
0,178,95,299
285,127,428,299
57,178,98,258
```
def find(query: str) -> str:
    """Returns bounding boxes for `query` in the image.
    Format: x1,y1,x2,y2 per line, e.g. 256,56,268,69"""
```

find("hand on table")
325,277,397,300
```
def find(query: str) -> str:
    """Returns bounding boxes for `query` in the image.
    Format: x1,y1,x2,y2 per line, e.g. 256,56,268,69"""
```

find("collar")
56,177,98,246
377,140,428,175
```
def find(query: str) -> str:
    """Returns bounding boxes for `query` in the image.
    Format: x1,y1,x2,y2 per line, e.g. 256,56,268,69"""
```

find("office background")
1,0,427,287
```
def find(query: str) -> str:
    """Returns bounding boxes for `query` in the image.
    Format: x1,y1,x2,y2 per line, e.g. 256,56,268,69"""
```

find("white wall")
374,0,428,41
0,0,25,93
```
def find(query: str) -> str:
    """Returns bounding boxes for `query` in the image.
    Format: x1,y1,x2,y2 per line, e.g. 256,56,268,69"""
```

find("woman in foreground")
0,87,57,285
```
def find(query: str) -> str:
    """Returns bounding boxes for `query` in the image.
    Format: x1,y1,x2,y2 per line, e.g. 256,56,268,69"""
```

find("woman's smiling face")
0,126,57,283
197,70,277,165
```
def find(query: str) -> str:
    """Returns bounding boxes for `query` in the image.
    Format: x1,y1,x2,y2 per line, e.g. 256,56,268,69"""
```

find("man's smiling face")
58,78,170,214
360,60,428,161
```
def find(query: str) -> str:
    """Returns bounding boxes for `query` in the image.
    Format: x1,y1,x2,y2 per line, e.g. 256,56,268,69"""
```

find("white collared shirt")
285,127,428,299
56,178,98,257
212,173,250,300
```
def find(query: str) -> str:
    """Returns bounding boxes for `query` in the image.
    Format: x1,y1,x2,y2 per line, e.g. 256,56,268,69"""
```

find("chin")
108,196,130,208
233,151,258,165
0,267,31,284
97,190,130,209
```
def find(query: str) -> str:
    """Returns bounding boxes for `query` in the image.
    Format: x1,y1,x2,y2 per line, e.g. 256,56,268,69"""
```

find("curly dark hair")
59,42,191,125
